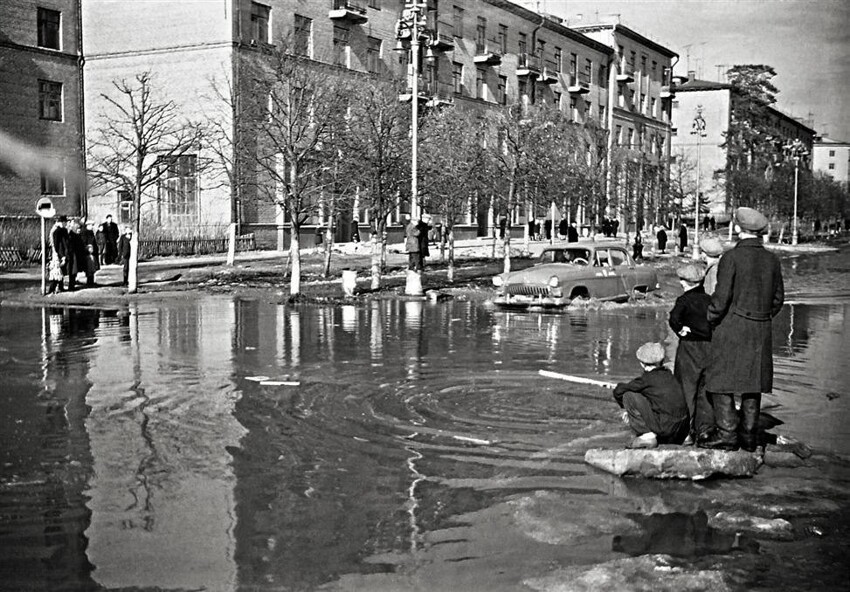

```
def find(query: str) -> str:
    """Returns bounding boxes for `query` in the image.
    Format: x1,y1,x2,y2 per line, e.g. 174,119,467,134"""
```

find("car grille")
505,284,549,297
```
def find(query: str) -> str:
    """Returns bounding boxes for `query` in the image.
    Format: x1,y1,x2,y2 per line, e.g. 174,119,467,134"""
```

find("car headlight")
493,276,504,287
548,275,560,288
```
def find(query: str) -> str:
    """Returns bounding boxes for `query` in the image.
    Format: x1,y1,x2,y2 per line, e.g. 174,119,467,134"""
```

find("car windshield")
541,249,591,264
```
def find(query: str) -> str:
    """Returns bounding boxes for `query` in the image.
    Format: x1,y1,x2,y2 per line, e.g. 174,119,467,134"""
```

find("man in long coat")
102,214,120,264
700,207,784,451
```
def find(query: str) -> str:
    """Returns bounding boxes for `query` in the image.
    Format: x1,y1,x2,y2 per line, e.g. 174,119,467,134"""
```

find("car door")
591,248,622,299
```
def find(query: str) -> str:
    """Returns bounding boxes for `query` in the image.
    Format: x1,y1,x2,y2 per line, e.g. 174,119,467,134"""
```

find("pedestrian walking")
656,225,668,253
678,224,689,254
669,263,714,444
612,342,690,449
700,207,785,452
567,221,579,243
80,219,100,286
416,214,432,270
699,236,724,295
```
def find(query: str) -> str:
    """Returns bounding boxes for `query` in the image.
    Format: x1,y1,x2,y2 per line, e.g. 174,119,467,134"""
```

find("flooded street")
1,247,850,591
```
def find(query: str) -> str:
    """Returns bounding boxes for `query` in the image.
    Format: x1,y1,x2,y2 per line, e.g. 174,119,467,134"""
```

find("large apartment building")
670,76,815,218
0,0,85,217
813,138,850,188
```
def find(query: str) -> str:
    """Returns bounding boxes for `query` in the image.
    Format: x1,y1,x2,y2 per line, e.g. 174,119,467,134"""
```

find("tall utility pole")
784,139,809,246
690,105,707,259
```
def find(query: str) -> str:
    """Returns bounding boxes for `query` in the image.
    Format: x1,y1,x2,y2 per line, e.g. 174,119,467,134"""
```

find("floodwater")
1,246,849,591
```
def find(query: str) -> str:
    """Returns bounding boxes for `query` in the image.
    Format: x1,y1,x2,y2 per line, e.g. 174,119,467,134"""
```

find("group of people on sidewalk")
612,207,785,453
46,214,134,294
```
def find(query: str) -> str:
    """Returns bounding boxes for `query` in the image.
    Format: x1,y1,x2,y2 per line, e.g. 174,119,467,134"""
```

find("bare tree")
343,78,409,289
241,47,351,296
87,71,201,293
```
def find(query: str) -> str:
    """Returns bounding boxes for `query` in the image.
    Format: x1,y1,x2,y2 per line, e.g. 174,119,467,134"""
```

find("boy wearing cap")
699,236,724,295
612,342,690,449
701,207,784,452
669,263,714,445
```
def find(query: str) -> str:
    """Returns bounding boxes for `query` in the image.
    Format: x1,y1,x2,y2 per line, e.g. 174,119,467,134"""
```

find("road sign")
35,197,55,219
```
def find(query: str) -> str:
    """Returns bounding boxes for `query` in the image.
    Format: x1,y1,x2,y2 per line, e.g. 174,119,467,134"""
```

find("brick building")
0,0,85,218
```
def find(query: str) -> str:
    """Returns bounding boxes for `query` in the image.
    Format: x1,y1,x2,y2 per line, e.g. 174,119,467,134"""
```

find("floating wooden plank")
539,369,617,389
260,380,300,386
585,447,763,480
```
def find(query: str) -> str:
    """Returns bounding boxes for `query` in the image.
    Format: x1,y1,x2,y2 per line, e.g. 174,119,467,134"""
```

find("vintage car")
492,243,659,308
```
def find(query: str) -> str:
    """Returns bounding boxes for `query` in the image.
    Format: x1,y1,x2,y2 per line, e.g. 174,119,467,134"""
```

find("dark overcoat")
705,238,784,394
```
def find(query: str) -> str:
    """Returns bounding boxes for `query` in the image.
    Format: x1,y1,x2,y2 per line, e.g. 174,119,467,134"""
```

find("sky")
520,0,849,141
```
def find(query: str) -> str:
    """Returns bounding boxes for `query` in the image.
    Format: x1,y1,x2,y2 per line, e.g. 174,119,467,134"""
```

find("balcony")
568,71,590,94
616,61,635,83
427,88,454,108
473,43,502,65
540,61,560,84
329,0,367,25
516,53,541,77
429,30,454,51
660,85,675,99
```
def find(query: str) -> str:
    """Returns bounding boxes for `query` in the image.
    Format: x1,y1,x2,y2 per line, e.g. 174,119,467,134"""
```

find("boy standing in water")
612,342,690,449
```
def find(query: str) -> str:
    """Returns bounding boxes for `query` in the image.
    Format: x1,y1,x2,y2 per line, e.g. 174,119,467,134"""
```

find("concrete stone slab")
584,446,763,480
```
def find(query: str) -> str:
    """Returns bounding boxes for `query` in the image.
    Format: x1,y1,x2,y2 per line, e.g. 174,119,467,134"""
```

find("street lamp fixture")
783,139,809,246
690,105,707,259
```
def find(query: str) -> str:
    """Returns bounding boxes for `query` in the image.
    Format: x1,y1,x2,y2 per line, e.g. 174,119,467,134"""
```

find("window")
160,155,198,224
476,17,486,52
829,150,836,157
615,125,622,145
38,80,62,121
610,249,627,267
651,97,657,119
828,163,836,170
552,91,561,109
367,0,379,7
584,58,592,83
332,25,349,67
250,2,270,44
118,190,134,224
554,47,561,72
498,24,507,54
518,78,527,100
599,63,607,87
672,100,679,108
452,6,463,37
425,61,437,94
518,32,527,54
294,14,312,57
536,39,545,58
452,62,463,94
366,36,381,74
569,53,577,79
569,97,577,121
37,7,61,50
640,54,647,74
40,160,64,195
599,104,606,123
497,75,507,105
651,60,657,80
627,128,634,147
476,67,486,100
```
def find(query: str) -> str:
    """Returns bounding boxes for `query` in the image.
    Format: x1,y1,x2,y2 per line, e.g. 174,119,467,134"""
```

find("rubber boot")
699,393,739,451
738,393,761,452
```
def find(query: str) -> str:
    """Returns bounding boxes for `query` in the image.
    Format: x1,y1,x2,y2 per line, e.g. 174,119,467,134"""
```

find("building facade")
813,138,850,188
670,76,815,219
0,0,85,217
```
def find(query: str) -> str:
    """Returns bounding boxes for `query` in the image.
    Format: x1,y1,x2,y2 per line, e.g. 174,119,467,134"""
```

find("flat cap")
635,342,666,365
699,236,724,257
676,263,706,283
735,207,768,233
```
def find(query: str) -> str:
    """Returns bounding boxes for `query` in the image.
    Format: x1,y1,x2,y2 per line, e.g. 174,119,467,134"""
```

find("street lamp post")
783,139,809,246
690,105,707,259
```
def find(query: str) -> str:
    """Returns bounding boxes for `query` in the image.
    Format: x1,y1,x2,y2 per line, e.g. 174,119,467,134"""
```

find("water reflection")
0,278,848,589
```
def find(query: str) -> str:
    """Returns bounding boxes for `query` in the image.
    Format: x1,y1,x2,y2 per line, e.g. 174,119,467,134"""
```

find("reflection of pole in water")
546,317,560,363
290,309,301,368
404,441,424,551
276,306,286,367
342,305,357,333
787,305,795,352
370,301,383,360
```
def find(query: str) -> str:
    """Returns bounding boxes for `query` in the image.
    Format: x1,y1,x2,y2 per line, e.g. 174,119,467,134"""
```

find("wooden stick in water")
538,369,617,389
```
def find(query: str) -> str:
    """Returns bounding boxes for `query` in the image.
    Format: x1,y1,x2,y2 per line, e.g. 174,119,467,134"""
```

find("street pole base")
692,245,701,260
405,269,423,296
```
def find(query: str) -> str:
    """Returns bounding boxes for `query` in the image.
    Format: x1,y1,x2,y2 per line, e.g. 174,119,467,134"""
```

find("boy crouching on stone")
612,342,690,449
669,263,715,446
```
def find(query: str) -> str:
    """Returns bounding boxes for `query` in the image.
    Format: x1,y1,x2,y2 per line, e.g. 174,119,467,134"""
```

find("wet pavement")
0,243,849,591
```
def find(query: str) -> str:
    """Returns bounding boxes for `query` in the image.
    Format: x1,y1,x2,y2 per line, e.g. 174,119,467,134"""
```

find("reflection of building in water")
0,308,97,589
84,301,244,592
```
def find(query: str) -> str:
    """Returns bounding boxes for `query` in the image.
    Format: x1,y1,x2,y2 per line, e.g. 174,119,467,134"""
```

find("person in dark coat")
416,214,432,270
66,219,86,291
678,224,689,254
567,222,579,243
47,216,69,294
95,223,106,265
102,214,120,264
656,226,668,253
558,218,568,239
632,233,644,260
404,216,421,271
669,263,714,444
80,220,100,286
118,226,133,286
700,207,784,452
612,342,690,449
